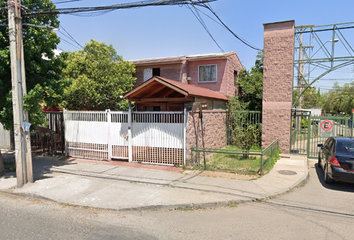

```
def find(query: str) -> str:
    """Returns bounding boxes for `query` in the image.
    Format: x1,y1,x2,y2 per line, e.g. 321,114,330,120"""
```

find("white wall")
0,123,10,149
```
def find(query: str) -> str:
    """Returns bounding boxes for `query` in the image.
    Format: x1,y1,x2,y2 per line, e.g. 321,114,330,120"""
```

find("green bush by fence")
227,110,262,149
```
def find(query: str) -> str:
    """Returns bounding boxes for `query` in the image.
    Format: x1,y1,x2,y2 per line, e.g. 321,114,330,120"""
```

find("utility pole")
8,0,33,187
295,29,313,109
297,32,303,109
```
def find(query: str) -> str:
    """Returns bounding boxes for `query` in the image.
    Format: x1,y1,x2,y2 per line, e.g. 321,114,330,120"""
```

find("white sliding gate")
64,110,185,165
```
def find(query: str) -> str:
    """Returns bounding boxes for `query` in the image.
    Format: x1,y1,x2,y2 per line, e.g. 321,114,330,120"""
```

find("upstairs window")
143,68,153,82
144,68,160,82
198,64,217,82
153,68,160,76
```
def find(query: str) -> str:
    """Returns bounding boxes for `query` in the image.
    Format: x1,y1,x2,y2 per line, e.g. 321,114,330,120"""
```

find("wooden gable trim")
124,76,188,99
145,84,167,98
154,78,188,96
131,96,194,103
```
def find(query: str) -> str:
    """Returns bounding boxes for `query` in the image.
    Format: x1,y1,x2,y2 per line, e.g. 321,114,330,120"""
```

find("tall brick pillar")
262,20,295,154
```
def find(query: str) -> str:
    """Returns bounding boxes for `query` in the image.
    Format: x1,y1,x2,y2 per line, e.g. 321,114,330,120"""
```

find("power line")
59,24,84,49
195,2,263,52
22,0,262,52
23,0,218,17
186,4,224,53
59,37,82,50
52,0,84,4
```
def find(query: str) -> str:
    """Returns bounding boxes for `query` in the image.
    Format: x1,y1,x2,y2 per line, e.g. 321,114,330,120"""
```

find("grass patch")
194,145,280,176
196,145,262,175
261,148,281,174
175,206,197,211
227,202,239,208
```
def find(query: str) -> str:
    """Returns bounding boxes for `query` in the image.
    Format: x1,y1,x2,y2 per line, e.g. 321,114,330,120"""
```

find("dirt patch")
183,170,259,180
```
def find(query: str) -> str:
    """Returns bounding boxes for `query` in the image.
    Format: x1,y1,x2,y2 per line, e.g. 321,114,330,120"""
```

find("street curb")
0,157,310,212
6,190,261,212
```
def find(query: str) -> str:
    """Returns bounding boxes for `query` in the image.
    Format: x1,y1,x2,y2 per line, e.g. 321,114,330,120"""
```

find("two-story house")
125,52,243,111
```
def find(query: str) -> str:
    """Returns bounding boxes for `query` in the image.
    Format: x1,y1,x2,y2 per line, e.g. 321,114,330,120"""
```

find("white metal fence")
64,110,185,165
0,123,10,149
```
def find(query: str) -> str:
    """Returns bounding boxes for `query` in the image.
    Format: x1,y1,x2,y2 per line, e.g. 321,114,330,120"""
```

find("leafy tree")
227,52,263,149
322,82,354,115
293,87,323,109
227,52,263,112
234,52,263,111
0,0,64,169
62,39,136,111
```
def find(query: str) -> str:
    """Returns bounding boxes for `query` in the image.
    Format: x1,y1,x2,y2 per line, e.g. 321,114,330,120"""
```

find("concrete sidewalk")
0,153,308,211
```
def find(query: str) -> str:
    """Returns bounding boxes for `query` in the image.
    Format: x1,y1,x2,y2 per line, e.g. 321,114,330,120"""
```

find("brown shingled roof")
156,77,229,100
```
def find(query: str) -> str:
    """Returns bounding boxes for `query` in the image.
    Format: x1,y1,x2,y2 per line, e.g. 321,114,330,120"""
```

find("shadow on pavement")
1,151,75,181
315,163,354,192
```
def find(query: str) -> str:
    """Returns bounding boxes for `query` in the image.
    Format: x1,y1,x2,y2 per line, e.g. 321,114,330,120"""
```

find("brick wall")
262,20,295,153
134,62,185,87
187,53,242,97
226,53,243,96
186,110,227,164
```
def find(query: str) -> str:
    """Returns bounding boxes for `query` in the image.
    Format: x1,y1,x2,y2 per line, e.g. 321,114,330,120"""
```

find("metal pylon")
293,22,354,107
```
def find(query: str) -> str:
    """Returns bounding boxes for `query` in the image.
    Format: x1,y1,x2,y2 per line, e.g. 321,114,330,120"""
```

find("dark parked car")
318,137,354,184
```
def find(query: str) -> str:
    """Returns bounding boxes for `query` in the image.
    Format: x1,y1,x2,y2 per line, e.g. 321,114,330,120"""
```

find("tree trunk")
0,150,5,177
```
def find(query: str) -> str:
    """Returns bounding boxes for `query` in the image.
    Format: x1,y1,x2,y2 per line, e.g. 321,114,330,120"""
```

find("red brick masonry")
262,20,295,153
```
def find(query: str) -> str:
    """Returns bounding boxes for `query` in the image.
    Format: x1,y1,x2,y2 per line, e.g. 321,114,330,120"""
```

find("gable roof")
124,76,229,101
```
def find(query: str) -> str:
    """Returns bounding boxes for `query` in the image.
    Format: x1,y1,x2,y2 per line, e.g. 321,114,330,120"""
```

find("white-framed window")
198,64,217,82
143,68,161,82
143,68,153,82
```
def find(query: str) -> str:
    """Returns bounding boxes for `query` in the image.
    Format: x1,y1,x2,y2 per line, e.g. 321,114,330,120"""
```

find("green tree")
322,82,354,115
228,52,263,111
235,52,263,111
227,53,263,150
293,87,323,109
62,39,136,111
0,0,64,171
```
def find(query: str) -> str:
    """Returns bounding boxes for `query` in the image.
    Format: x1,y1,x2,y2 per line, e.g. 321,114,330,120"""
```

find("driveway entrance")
290,110,353,158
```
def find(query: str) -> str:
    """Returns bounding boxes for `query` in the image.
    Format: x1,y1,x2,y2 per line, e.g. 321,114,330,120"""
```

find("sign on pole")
319,120,333,138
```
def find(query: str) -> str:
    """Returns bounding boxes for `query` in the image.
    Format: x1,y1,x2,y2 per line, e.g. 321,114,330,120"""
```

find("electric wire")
59,24,84,49
196,2,262,52
190,4,223,27
52,0,84,5
191,2,262,52
187,3,224,53
22,0,218,17
20,0,262,52
58,36,82,50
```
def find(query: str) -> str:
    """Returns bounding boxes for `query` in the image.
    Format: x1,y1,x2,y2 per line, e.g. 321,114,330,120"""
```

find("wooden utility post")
8,0,33,187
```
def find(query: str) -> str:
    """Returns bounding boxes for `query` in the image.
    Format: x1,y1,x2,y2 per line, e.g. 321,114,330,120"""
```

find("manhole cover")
277,170,297,175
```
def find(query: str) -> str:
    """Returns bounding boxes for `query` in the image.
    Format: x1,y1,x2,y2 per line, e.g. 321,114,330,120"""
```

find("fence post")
107,110,112,161
63,109,69,157
183,107,187,166
349,110,354,137
307,113,312,159
128,102,133,162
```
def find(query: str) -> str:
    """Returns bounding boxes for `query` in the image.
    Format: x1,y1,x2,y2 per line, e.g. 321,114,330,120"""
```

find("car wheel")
324,164,333,184
318,153,321,169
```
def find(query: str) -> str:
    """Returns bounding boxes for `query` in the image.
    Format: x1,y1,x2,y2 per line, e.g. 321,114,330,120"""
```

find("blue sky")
54,0,354,91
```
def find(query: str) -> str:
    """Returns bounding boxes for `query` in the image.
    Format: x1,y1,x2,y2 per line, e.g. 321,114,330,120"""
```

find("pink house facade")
131,51,243,97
